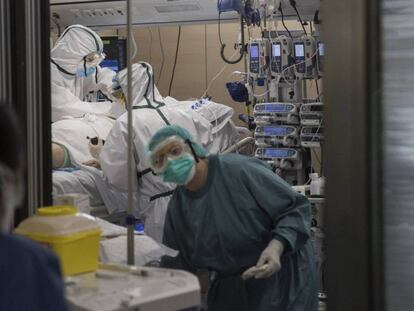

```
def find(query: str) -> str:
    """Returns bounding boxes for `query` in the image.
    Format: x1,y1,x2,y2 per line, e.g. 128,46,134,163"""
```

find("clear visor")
84,52,105,68
149,136,192,173
111,88,125,102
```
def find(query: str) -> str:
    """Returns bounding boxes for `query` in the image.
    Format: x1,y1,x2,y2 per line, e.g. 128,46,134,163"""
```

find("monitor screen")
295,44,305,57
100,59,119,72
101,37,127,72
272,43,281,57
250,45,259,58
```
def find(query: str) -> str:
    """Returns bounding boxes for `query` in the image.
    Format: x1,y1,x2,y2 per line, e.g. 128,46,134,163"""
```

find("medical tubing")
202,49,238,98
281,47,320,78
131,28,138,60
126,0,135,266
168,25,181,96
219,14,245,64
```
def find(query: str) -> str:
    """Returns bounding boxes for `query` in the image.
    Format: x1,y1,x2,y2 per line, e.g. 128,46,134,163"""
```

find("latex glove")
242,239,284,280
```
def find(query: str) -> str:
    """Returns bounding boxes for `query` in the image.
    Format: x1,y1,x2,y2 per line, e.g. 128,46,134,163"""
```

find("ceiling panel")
50,0,319,30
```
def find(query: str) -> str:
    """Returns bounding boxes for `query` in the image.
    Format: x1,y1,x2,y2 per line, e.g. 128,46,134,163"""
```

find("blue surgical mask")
76,66,96,77
162,155,196,185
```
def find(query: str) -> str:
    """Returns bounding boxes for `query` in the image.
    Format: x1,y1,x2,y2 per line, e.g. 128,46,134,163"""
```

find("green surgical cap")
148,125,207,158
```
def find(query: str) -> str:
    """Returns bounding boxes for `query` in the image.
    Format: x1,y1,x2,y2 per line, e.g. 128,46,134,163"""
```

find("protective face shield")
148,136,197,185
0,164,24,232
76,51,105,78
111,76,126,106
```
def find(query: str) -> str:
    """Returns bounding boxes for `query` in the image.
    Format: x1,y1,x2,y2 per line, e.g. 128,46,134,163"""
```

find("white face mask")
0,164,23,233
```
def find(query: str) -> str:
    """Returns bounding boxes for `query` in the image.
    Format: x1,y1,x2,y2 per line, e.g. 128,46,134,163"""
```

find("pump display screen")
295,44,305,57
303,127,324,134
311,105,323,112
263,104,291,112
250,45,259,58
318,42,324,56
310,105,323,112
272,43,281,57
302,104,323,112
264,127,287,136
264,127,288,136
263,148,291,158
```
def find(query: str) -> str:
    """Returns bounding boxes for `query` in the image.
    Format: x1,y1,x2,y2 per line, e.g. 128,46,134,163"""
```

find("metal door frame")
323,0,384,310
0,0,52,222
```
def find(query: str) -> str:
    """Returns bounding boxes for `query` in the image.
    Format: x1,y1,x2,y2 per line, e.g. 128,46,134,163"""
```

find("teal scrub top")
162,154,317,311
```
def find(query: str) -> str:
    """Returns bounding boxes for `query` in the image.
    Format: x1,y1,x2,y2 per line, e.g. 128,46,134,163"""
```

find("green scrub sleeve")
241,159,311,254
161,206,196,273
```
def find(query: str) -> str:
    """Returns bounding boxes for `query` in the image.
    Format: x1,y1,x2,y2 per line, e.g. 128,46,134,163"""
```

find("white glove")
242,239,284,280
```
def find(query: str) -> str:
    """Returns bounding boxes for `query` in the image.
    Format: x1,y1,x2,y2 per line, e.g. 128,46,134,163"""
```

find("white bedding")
51,98,239,217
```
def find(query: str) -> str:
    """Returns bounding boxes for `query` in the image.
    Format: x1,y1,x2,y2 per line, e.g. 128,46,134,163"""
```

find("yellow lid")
38,206,78,216
15,207,100,238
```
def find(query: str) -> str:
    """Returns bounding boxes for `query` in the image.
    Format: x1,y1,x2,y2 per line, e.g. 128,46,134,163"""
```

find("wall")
98,20,318,126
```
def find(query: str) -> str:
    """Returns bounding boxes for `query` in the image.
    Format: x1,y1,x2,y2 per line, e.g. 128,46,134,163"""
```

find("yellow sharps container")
15,206,101,276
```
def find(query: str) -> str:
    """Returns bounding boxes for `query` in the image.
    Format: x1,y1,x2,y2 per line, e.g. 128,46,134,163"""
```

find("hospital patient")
51,24,121,122
147,125,318,311
89,62,213,242
0,105,68,311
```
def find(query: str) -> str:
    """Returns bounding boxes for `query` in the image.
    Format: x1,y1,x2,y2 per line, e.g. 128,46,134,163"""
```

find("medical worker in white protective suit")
51,24,120,122
98,62,213,242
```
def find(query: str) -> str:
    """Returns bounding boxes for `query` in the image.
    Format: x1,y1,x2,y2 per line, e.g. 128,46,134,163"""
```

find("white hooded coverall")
51,24,116,122
100,62,212,242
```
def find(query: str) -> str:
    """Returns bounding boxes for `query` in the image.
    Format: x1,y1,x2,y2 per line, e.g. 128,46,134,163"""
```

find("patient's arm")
83,159,101,170
52,143,74,169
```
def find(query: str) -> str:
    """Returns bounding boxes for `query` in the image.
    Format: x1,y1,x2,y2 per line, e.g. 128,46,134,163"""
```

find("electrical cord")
278,4,293,40
320,142,324,176
312,148,321,166
289,0,308,35
204,24,208,91
168,25,181,96
148,27,152,64
157,27,165,85
315,79,320,97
